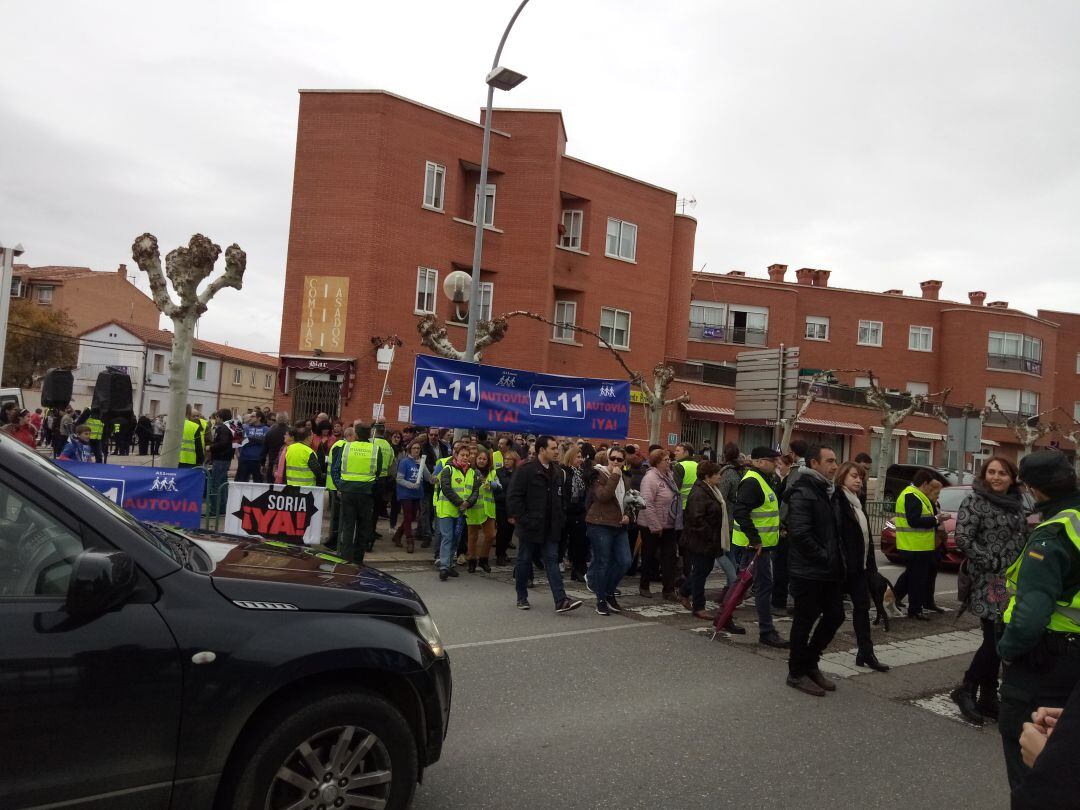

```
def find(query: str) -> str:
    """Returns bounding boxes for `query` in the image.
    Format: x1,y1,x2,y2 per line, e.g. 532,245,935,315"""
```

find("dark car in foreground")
0,434,450,810
880,484,1039,568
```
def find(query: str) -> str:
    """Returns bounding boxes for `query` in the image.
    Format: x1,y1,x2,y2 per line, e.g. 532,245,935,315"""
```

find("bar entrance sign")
410,355,630,438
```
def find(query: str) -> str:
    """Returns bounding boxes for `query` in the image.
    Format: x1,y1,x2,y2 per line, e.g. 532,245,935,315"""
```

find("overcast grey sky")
2,1,1077,352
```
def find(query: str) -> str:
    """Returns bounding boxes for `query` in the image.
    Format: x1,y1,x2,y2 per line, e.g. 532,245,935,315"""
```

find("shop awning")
981,438,1001,447
871,426,909,437
681,404,734,421
909,430,945,441
680,405,863,435
797,417,865,436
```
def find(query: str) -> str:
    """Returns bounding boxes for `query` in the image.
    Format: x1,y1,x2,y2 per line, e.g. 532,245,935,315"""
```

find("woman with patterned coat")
951,456,1029,725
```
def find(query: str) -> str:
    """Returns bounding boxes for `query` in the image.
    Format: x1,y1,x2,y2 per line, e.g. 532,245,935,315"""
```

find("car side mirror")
66,549,137,618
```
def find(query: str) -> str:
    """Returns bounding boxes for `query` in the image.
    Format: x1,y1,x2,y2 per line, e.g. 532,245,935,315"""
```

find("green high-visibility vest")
326,439,346,492
373,438,393,477
894,485,936,552
179,419,199,464
436,466,473,519
340,441,377,483
492,450,504,470
432,456,450,508
466,468,496,525
86,417,104,441
285,443,317,487
731,469,780,548
1004,509,1080,633
676,459,698,508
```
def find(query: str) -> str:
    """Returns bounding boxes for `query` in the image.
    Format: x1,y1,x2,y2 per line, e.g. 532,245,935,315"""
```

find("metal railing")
987,353,1042,375
865,500,896,538
668,359,737,387
688,322,768,347
796,380,965,418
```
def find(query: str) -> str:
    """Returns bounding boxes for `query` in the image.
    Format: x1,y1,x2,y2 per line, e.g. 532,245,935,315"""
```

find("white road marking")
444,622,656,650
817,629,983,678
912,690,984,727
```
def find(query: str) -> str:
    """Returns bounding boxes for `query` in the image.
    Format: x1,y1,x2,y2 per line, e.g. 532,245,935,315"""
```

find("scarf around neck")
842,486,870,561
972,480,1024,513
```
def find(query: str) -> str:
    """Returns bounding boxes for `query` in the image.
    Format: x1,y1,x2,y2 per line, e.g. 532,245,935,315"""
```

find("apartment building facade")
11,263,159,334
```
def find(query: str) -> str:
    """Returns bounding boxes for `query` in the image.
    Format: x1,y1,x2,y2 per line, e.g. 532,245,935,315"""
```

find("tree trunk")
874,425,894,503
779,421,796,454
648,400,663,446
159,314,196,468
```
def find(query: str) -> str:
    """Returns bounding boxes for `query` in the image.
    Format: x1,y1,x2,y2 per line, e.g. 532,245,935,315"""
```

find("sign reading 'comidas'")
410,355,631,438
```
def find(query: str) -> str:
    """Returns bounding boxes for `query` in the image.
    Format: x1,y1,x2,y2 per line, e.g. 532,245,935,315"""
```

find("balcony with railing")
796,379,963,418
688,320,768,347
987,353,1042,376
669,360,737,387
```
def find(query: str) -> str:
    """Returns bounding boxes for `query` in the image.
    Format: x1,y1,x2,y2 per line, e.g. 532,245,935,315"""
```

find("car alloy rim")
265,724,393,810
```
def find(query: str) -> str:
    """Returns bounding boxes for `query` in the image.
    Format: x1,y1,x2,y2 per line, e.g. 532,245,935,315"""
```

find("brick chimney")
795,268,816,286
726,270,746,277
987,301,1010,309
884,289,903,295
767,263,788,282
117,262,127,276
813,269,832,287
968,291,987,306
920,280,943,300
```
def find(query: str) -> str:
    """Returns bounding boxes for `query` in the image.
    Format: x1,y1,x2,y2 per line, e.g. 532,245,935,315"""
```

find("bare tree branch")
988,394,1058,452
196,243,246,310
131,233,180,318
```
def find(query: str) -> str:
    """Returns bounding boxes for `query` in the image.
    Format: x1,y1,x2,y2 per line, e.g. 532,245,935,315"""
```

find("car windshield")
937,487,970,513
2,435,185,566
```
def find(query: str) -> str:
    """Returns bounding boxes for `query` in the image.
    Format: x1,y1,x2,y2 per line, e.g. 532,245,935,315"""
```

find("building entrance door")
291,379,341,420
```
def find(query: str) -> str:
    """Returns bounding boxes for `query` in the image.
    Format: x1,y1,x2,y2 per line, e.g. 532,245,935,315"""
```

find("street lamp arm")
492,0,532,71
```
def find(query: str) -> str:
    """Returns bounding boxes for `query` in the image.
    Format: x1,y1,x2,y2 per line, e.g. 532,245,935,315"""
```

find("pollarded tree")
417,311,689,445
131,233,246,467
987,394,1057,458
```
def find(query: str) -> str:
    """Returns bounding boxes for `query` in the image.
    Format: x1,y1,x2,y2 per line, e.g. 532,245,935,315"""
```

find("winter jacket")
639,467,682,533
507,459,567,545
494,466,514,508
395,455,424,501
953,484,1029,620
786,470,845,582
682,479,729,557
585,467,624,527
264,422,288,472
58,437,94,463
718,462,747,526
563,464,588,518
239,423,270,463
208,424,234,461
834,489,877,579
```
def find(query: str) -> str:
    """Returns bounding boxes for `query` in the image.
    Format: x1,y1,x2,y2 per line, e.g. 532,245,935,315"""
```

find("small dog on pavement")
869,571,901,631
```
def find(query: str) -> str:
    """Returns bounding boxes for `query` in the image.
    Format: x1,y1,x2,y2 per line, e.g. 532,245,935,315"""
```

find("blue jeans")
586,524,630,602
515,540,566,606
437,516,461,570
733,546,775,635
210,458,231,516
717,551,738,586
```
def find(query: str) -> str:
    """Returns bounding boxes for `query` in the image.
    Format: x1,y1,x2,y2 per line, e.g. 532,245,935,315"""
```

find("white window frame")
250,371,256,388
1020,390,1040,416
423,161,445,211
232,368,242,385
690,301,727,329
152,353,164,374
599,307,631,350
36,285,54,305
906,381,929,397
552,300,578,341
10,279,21,297
986,387,1020,412
907,439,933,466
476,281,494,322
264,373,274,391
415,267,438,315
474,184,496,227
1076,353,1080,374
805,316,830,341
908,325,933,352
605,218,637,262
988,330,1022,358
559,210,583,249
196,361,207,381
149,399,160,417
853,376,872,389
1074,401,1080,423
858,319,883,347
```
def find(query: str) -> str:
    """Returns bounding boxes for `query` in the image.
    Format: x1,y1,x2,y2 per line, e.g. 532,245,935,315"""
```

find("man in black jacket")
785,444,845,697
507,435,582,613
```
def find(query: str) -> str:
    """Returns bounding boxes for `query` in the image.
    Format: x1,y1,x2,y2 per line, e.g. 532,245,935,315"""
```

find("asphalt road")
391,556,1008,810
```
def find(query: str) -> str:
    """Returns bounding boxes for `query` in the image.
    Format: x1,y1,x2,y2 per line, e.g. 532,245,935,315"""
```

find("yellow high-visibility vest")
731,469,780,548
894,485,936,552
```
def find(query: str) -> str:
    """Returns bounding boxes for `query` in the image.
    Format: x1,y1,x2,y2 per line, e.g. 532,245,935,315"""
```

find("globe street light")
462,0,531,365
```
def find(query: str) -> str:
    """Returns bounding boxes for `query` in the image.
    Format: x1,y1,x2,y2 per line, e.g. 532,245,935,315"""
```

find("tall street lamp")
462,0,531,365
0,240,26,384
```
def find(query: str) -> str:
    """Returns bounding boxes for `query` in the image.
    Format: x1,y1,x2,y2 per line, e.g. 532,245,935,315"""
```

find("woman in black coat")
676,465,740,627
834,461,889,672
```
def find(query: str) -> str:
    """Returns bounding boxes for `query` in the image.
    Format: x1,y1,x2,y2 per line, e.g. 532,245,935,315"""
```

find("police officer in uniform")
998,450,1080,789
731,447,790,649
178,407,205,469
673,442,699,578
330,424,380,565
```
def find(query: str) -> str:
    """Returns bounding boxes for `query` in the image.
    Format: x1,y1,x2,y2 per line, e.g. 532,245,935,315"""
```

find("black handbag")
957,558,973,606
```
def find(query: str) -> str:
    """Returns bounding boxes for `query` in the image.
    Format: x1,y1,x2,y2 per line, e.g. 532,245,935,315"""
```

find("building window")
36,286,54,305
415,267,438,314
476,281,493,321
908,325,933,352
689,302,726,340
149,399,160,417
1075,402,1080,422
559,210,583,249
10,279,21,297
854,376,872,389
907,440,933,466
599,307,631,350
605,218,637,262
805,316,830,341
250,371,256,388
858,320,883,347
907,381,929,397
474,184,496,226
423,161,445,210
264,373,274,391
232,368,242,385
689,301,767,346
196,361,207,381
1076,353,1080,374
553,300,578,341
988,331,1042,374
152,353,164,374
1020,390,1040,416
870,434,900,465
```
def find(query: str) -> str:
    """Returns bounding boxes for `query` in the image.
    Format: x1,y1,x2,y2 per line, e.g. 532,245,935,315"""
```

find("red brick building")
276,90,1078,465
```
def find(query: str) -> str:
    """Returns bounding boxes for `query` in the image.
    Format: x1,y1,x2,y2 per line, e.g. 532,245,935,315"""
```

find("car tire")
222,689,418,810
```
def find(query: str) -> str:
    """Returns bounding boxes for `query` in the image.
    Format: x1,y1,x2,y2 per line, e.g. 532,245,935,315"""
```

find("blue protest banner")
410,355,631,438
58,462,206,529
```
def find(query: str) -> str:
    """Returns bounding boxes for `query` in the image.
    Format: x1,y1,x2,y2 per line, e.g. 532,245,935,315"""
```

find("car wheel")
225,690,418,810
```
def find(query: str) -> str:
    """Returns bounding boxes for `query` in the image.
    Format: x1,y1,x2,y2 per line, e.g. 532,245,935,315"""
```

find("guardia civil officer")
997,450,1080,789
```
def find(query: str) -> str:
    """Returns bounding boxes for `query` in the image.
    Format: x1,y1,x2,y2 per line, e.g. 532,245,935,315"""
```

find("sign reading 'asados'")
299,276,349,353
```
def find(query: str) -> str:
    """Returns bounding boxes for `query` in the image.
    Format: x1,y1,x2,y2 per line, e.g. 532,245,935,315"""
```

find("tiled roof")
12,264,99,282
78,320,277,368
